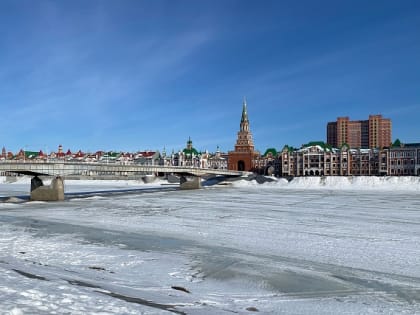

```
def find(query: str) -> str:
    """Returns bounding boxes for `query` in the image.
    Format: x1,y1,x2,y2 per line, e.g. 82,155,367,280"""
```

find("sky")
0,0,419,154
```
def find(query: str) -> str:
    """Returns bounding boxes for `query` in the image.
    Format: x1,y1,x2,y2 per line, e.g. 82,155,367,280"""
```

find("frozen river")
1,177,420,314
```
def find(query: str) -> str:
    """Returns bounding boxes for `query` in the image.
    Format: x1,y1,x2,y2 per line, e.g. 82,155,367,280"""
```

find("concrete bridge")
0,162,250,201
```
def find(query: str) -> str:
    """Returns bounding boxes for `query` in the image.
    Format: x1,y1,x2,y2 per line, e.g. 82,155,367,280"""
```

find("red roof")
75,150,85,158
138,151,156,158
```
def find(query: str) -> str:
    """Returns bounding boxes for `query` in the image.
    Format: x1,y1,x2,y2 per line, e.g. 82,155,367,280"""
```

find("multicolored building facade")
278,142,420,177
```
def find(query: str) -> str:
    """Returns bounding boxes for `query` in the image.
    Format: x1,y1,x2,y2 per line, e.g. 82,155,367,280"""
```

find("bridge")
0,161,250,201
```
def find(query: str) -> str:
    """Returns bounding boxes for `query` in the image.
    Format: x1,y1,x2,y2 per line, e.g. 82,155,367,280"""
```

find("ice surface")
1,176,420,314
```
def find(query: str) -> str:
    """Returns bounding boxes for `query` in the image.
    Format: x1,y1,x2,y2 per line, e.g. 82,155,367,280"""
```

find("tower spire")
241,97,248,123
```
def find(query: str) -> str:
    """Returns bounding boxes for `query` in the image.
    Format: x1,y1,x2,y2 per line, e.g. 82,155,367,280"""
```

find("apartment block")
327,115,392,149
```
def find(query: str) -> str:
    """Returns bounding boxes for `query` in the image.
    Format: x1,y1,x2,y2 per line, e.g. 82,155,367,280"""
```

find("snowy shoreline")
2,175,420,192
233,175,420,191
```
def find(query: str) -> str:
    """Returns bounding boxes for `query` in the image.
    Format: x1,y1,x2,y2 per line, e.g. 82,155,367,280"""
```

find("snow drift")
233,176,420,191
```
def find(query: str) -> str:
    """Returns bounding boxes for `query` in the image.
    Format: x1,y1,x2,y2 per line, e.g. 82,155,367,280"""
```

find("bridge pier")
179,175,201,190
30,176,65,201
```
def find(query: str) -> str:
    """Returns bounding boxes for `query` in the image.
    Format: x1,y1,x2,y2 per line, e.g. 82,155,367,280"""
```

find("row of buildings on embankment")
252,142,420,177
0,143,228,170
1,100,419,177
228,100,420,177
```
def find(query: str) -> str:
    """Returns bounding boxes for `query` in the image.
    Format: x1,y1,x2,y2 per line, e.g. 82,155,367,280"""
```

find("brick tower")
228,99,259,171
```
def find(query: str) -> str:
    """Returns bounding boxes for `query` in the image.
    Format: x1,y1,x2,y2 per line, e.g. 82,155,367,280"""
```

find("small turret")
187,137,193,150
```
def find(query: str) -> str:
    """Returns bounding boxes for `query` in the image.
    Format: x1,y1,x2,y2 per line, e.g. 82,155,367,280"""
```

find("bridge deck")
0,162,250,178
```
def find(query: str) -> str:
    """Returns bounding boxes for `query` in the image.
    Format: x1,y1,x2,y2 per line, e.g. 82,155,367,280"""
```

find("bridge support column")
31,176,65,201
180,175,201,190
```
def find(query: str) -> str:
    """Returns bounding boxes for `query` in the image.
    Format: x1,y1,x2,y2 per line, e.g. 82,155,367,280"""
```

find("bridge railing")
0,161,250,177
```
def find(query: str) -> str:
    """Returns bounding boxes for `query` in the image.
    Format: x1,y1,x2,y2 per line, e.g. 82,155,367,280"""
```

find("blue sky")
1,0,419,154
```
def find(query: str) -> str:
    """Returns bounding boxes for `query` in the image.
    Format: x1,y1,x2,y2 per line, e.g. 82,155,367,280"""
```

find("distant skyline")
1,0,419,154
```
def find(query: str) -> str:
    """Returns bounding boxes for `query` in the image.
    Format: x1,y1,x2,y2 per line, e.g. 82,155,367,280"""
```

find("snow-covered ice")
1,176,420,314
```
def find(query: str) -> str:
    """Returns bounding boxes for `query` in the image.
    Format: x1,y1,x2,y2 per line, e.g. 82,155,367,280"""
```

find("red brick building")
228,100,260,171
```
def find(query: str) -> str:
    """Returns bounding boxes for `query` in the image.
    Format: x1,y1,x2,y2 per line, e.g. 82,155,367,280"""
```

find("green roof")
301,141,333,151
183,148,199,156
340,143,349,150
24,151,39,158
281,145,296,152
392,139,402,147
183,137,199,156
104,151,120,158
263,148,277,157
